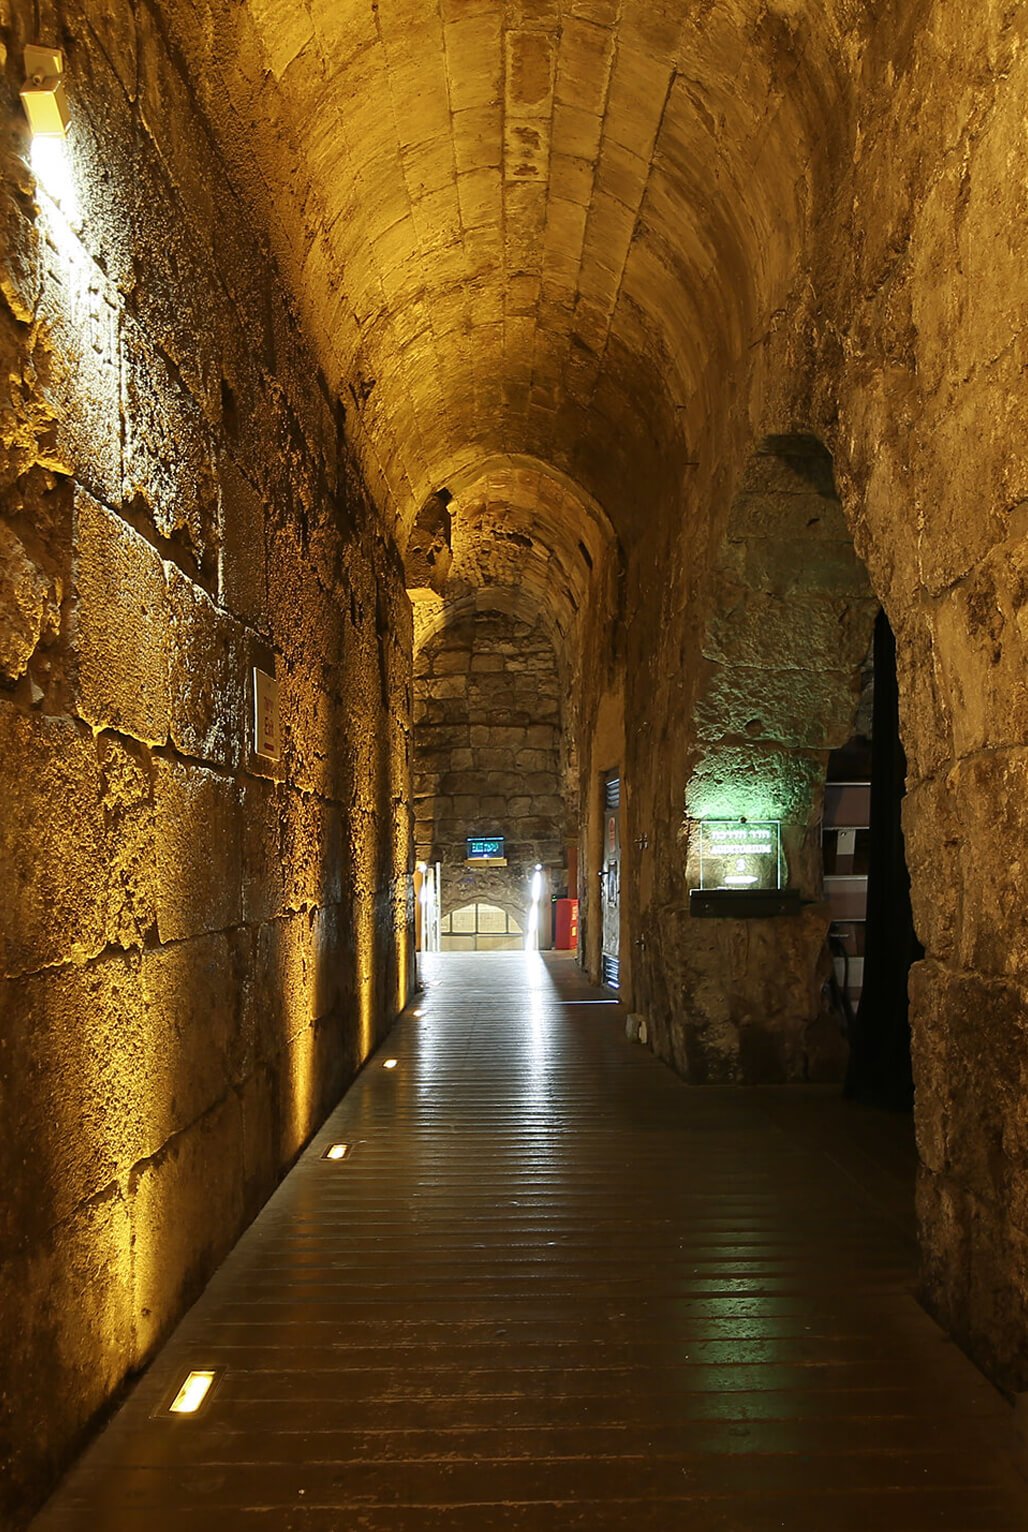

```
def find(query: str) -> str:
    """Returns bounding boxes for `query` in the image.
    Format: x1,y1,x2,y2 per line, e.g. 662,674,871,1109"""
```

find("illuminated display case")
690,819,800,918
699,820,782,891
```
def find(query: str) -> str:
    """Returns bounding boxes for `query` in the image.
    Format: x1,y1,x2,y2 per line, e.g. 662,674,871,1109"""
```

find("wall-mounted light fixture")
20,45,70,139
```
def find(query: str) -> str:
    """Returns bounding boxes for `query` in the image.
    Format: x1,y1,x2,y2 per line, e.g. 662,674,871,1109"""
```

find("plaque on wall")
466,835,506,866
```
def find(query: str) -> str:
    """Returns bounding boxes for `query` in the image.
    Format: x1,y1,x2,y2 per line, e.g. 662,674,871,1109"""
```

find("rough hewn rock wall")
612,0,1028,1394
635,437,875,1084
0,5,412,1522
413,609,566,923
815,0,1028,1394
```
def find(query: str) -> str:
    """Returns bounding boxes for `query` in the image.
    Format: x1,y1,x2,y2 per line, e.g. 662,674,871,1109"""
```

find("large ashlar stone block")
908,958,1028,1201
919,1165,1028,1394
695,663,860,749
913,380,1015,597
121,318,218,572
933,522,1028,758
0,1184,133,1524
153,756,242,942
139,932,249,1144
653,903,842,1085
281,792,344,912
0,521,58,680
0,956,148,1242
166,564,245,767
35,203,122,505
0,709,154,976
703,591,876,672
903,777,960,962
723,535,871,597
685,743,824,825
944,748,1028,980
218,456,268,627
241,777,289,925
893,595,955,783
48,0,136,297
249,912,322,1064
73,491,171,744
130,1094,245,1364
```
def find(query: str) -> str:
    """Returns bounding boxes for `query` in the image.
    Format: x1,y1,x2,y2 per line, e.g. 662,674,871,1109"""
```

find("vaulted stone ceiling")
167,0,867,578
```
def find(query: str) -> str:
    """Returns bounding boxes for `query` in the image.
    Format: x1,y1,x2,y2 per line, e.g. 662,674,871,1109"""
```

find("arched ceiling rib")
166,0,864,554
407,454,617,671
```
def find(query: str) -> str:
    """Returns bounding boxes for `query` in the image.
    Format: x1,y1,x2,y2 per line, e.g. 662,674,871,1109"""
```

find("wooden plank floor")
33,952,1028,1530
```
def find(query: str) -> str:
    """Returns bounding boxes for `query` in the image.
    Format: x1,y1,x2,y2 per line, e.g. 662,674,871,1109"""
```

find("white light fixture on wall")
20,45,70,139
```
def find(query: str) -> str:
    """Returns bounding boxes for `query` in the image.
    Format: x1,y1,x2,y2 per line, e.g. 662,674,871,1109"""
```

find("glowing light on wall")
684,746,822,826
353,892,376,1062
525,864,543,951
30,135,80,225
168,1370,217,1415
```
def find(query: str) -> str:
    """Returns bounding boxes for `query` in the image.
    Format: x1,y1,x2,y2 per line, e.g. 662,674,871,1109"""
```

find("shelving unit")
822,780,870,1009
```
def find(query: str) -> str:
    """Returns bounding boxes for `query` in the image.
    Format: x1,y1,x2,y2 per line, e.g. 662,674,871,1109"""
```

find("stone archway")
412,604,570,943
647,434,878,1083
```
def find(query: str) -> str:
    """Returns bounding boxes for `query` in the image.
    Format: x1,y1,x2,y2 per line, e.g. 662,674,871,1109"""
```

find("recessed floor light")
168,1370,217,1415
322,1142,350,1161
383,1058,398,1070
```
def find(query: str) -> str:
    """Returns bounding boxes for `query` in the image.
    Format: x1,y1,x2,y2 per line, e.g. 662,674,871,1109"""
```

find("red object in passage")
554,897,579,950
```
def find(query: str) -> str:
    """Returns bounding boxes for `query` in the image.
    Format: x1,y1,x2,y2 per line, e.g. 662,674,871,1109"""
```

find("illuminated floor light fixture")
383,1058,398,1070
322,1142,351,1161
168,1370,218,1416
20,45,70,139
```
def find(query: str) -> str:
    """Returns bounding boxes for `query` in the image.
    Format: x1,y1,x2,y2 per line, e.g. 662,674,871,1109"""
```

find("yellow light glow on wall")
168,1370,216,1415
30,135,80,224
354,898,376,1062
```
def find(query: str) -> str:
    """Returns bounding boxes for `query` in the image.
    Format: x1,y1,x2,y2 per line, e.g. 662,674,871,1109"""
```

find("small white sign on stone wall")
253,668,280,760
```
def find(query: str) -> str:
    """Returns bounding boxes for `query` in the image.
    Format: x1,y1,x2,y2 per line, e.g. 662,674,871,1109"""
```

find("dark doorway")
845,610,921,1110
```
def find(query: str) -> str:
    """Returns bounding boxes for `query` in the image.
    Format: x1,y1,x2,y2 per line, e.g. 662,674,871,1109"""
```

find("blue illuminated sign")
467,836,505,860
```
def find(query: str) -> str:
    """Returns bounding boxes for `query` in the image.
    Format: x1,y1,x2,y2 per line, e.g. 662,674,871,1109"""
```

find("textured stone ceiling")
169,0,864,583
410,453,613,656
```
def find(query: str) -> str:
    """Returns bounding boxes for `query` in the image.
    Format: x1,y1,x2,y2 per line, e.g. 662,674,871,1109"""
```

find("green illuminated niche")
699,820,782,892
685,746,821,824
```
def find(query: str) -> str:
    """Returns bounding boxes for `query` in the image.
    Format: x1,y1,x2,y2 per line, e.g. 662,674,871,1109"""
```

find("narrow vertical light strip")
526,863,543,951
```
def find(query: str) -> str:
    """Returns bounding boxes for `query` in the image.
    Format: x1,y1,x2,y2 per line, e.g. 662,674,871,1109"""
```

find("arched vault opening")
645,434,878,1083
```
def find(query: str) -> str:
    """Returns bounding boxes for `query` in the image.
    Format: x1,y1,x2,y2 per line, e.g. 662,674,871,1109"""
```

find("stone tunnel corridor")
29,954,1028,1530
7,0,1028,1525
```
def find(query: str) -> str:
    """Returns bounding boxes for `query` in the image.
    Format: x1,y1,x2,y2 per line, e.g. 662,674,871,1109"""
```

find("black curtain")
845,609,921,1109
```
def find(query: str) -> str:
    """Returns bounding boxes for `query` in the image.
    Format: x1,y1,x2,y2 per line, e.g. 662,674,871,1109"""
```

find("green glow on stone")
685,746,822,824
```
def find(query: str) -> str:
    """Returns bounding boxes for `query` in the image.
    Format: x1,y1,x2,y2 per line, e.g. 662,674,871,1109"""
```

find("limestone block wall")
0,7,411,1523
413,609,566,925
